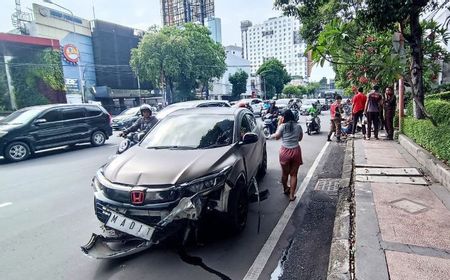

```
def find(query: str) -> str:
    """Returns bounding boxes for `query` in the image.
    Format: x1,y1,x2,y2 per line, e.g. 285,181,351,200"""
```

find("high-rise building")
240,16,308,79
207,17,221,44
161,0,215,26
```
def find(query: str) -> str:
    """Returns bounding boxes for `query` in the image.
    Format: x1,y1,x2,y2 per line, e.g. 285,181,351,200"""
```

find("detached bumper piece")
81,233,153,259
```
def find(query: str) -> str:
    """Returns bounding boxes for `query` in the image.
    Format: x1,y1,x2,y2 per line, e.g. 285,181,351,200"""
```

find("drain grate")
390,198,430,214
314,178,340,196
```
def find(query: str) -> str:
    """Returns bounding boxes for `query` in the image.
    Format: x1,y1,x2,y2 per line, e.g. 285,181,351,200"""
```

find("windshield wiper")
200,143,230,149
147,145,195,150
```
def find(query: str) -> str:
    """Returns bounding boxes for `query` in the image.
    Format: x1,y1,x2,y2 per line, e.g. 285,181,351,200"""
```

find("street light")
43,0,86,103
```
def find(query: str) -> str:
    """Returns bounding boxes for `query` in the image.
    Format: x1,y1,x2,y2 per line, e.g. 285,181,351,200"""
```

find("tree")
257,58,291,99
282,84,300,97
130,23,226,104
274,0,450,119
229,69,248,100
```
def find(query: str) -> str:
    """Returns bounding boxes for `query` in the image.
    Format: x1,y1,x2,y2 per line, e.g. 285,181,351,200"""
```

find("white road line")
0,202,13,208
243,142,330,280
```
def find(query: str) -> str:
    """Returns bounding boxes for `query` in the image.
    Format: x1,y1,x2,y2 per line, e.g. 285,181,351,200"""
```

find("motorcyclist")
308,104,319,117
265,100,280,133
288,99,300,110
119,104,158,137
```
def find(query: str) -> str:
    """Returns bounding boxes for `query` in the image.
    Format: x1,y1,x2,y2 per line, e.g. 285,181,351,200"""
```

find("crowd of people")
327,85,397,142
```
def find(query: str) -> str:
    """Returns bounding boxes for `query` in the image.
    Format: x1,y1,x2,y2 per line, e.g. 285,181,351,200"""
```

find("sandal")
283,186,290,195
289,196,297,202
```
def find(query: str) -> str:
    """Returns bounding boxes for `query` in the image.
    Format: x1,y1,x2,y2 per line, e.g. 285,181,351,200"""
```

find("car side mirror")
241,132,258,145
34,118,47,125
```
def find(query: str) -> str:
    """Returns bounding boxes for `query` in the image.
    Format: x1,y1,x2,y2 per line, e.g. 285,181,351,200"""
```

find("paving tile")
386,251,450,280
371,183,450,251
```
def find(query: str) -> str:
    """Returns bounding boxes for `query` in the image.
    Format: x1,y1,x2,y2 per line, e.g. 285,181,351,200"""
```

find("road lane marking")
243,141,330,280
0,202,12,208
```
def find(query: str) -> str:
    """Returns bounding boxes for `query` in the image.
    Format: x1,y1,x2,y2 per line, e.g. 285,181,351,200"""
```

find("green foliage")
426,91,450,101
36,49,65,91
130,23,226,103
403,117,450,162
282,84,300,97
424,99,450,126
228,69,248,101
257,58,291,99
0,64,10,110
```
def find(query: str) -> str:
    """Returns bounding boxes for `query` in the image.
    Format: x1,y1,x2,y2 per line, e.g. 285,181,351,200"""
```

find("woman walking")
270,110,304,201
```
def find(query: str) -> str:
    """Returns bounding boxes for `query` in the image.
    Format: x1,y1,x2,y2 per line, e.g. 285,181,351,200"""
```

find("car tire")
257,146,267,179
5,141,31,162
226,183,249,233
263,127,270,138
91,130,106,147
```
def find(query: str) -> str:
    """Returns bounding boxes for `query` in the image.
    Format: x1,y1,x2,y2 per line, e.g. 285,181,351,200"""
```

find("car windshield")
0,108,43,125
120,107,139,116
156,103,196,119
142,114,234,149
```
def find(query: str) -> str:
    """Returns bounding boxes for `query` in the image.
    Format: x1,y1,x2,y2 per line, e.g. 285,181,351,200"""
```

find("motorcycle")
262,113,278,138
117,131,146,154
306,113,321,135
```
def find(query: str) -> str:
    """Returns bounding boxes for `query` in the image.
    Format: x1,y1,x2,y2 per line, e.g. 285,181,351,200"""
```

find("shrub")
426,91,450,101
425,99,450,126
403,117,450,162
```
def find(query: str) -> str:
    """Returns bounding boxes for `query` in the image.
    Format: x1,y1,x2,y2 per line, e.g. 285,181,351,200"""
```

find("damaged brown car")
82,107,267,259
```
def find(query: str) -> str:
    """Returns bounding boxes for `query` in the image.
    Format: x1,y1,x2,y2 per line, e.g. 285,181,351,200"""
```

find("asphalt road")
0,112,335,280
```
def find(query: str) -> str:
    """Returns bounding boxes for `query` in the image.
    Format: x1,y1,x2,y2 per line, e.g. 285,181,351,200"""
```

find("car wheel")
257,146,267,179
91,130,106,146
227,183,249,233
5,141,31,162
263,127,271,138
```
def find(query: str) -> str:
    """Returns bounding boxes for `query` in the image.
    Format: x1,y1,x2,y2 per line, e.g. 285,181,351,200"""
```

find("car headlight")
181,166,232,195
92,169,106,192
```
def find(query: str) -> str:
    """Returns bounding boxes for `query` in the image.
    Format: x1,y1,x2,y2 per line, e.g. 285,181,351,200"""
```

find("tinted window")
86,106,102,117
142,114,234,149
41,109,62,122
0,108,42,124
62,108,85,120
240,114,252,139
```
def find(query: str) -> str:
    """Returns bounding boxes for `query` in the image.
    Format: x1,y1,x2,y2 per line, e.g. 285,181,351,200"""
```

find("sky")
0,0,335,81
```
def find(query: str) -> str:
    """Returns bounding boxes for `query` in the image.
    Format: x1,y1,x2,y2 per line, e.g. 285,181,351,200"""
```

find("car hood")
103,145,236,186
0,123,25,131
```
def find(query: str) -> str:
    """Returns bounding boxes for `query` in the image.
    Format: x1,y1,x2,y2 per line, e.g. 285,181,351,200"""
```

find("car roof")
18,103,101,111
170,100,230,107
165,106,247,117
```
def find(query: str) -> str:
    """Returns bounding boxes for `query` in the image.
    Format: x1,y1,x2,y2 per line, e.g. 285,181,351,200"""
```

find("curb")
399,134,450,191
327,139,354,280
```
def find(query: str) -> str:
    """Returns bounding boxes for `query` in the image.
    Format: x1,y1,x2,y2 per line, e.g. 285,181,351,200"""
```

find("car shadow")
0,143,117,165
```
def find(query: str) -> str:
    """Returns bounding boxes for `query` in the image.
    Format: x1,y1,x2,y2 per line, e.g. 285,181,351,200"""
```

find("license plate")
106,211,154,241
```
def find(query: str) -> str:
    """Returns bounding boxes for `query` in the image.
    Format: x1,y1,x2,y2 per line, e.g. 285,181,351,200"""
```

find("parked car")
239,98,263,115
82,107,267,259
0,104,112,162
156,100,230,120
111,106,140,130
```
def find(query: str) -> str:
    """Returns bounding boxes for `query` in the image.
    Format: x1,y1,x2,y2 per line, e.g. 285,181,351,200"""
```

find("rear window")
62,108,85,120
86,106,103,117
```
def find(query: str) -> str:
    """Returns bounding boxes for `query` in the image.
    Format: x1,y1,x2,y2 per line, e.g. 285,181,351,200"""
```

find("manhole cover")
355,175,428,185
390,198,429,214
355,167,422,176
314,178,340,195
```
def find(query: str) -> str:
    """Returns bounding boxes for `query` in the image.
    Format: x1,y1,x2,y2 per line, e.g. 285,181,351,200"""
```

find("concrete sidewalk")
354,137,450,280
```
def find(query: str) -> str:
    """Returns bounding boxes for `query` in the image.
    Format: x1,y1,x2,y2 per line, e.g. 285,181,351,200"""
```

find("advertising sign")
65,78,79,92
63,44,80,64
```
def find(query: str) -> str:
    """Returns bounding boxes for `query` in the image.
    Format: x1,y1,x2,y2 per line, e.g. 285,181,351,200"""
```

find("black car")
111,106,141,130
0,104,113,162
82,107,267,259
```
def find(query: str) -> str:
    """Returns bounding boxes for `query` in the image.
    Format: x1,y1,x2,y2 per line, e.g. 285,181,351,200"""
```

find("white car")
240,98,263,115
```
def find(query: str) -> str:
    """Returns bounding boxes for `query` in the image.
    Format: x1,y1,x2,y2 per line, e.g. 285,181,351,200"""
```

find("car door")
238,113,260,178
61,107,90,142
29,108,65,149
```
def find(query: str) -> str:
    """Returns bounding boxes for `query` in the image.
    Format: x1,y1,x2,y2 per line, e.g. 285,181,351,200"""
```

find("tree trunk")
409,6,425,119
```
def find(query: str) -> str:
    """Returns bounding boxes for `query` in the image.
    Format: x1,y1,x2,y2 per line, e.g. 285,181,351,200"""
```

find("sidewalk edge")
399,134,450,191
327,140,354,280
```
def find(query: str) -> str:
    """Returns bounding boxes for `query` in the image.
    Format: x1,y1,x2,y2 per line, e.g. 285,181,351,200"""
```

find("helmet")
140,104,152,114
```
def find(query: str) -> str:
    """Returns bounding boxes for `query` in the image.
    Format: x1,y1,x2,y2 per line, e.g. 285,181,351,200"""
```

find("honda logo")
131,190,145,205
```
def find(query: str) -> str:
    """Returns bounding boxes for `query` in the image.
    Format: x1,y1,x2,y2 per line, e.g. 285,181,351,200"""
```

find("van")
0,104,112,162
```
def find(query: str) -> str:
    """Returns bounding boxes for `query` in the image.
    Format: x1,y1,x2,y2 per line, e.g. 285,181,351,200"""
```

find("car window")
142,114,234,149
240,114,252,139
246,114,257,131
86,106,102,117
0,108,43,124
62,108,85,120
41,109,62,122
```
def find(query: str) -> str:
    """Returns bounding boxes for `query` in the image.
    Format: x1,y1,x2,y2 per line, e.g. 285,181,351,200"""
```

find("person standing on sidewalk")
383,86,396,140
270,109,303,202
364,85,383,140
327,95,344,142
351,87,367,138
